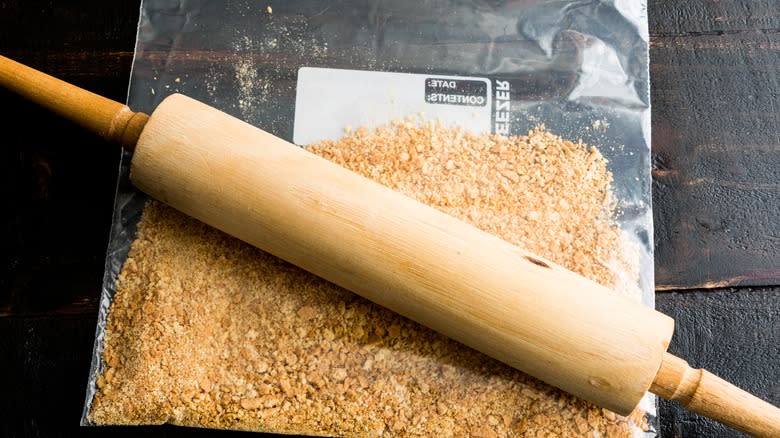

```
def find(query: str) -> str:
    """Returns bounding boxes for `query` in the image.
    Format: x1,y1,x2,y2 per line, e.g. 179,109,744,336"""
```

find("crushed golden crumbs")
89,120,646,437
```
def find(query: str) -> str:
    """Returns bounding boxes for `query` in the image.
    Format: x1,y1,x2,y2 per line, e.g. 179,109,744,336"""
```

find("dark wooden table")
1,1,778,437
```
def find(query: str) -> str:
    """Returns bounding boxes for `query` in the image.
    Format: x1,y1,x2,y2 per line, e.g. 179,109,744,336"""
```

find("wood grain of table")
1,1,778,437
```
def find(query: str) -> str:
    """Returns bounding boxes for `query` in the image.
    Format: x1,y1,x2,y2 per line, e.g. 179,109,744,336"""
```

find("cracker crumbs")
88,120,646,437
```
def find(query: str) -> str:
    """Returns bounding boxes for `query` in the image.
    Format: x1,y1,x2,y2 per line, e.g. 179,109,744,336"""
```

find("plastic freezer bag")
83,1,657,436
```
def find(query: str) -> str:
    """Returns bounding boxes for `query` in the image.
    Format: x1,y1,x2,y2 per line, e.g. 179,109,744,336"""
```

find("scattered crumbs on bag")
232,36,262,119
235,57,259,116
590,119,611,134
204,66,220,99
226,29,324,121
88,120,646,436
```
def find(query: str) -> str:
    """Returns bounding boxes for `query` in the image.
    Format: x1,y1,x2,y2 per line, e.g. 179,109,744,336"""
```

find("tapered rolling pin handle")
651,352,780,437
0,54,148,150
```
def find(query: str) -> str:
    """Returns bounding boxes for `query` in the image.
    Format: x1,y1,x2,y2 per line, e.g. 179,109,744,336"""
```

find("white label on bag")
293,67,495,145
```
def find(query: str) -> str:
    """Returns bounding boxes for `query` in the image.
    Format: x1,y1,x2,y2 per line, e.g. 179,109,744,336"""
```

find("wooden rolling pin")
1,54,778,436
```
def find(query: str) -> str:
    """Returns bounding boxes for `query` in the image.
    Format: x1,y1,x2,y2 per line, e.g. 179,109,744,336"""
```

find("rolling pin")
1,54,778,436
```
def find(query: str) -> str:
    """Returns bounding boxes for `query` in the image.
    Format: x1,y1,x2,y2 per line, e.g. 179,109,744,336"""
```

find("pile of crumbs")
88,121,647,436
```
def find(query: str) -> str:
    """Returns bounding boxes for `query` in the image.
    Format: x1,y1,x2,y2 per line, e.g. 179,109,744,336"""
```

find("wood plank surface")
649,31,780,289
648,0,780,35
648,0,779,290
0,0,136,318
656,288,780,437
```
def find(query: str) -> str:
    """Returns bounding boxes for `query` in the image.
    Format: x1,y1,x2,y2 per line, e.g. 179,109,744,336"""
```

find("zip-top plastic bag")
83,1,657,436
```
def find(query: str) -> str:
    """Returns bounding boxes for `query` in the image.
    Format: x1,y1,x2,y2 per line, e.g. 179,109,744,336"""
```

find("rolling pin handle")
0,54,148,150
651,352,780,437
112,109,150,152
